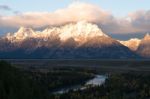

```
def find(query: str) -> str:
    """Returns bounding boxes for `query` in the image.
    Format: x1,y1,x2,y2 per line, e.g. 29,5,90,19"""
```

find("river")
53,75,107,94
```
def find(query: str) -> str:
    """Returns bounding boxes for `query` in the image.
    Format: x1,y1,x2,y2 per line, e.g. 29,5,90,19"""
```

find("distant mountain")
0,21,139,59
137,33,150,58
6,21,108,43
119,38,141,51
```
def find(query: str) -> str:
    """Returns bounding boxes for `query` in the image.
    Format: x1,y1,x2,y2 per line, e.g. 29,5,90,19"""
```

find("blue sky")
1,0,150,17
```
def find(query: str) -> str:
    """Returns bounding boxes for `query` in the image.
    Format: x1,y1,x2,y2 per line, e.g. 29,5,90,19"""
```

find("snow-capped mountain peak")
119,38,141,51
6,27,36,42
17,27,32,33
17,27,35,35
5,21,108,43
0,21,140,59
59,21,108,41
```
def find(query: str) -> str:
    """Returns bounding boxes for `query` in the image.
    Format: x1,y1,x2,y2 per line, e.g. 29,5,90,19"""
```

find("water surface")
53,75,107,94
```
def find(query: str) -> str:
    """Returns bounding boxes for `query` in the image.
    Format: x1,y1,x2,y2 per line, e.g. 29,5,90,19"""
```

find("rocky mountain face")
137,33,150,58
0,21,140,59
119,38,141,51
119,33,150,58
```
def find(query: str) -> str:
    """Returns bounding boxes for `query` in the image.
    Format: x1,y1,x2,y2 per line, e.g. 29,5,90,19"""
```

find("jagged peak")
119,38,141,51
17,26,34,33
128,38,141,42
18,26,26,33
5,21,109,42
5,27,37,42
41,21,108,41
59,21,108,41
15,27,35,38
119,38,141,43
44,21,104,34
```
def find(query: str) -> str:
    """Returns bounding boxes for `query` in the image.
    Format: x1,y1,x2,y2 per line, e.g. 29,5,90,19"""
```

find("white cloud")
0,3,112,27
129,10,150,31
0,2,150,35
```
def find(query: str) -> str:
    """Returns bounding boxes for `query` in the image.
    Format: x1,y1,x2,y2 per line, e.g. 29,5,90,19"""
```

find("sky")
1,0,150,17
0,0,150,39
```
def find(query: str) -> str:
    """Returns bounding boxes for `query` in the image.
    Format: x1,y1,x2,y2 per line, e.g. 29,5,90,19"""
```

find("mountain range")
0,21,149,59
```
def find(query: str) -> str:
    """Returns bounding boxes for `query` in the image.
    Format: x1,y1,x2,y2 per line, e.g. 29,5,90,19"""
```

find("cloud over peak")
0,2,150,36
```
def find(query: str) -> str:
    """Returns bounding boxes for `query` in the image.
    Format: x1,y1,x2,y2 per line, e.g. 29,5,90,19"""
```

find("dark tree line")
52,73,150,99
0,61,94,99
1,60,150,99
0,61,49,99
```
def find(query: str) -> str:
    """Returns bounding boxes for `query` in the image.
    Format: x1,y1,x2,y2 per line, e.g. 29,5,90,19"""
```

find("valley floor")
3,59,150,73
0,60,150,99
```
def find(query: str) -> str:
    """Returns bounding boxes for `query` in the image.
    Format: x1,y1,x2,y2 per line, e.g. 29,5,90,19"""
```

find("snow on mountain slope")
59,21,108,42
119,38,141,51
6,27,37,42
6,21,108,43
0,21,139,59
